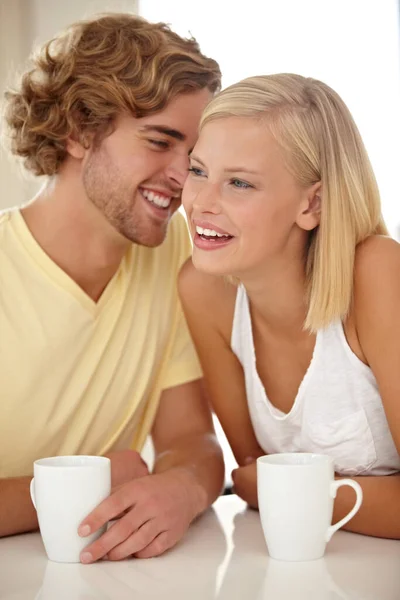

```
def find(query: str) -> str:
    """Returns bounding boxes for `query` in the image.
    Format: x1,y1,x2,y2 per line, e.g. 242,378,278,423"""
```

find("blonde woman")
179,74,400,538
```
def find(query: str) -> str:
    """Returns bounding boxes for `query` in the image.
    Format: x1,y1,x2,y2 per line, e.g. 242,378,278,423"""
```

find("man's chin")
119,212,173,247
137,237,167,248
125,229,168,248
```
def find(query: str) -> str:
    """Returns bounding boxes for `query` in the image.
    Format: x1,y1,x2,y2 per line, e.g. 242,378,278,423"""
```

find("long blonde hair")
200,74,388,332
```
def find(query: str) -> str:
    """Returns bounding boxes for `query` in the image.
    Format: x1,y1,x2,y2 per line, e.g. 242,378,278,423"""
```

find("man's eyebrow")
139,125,186,141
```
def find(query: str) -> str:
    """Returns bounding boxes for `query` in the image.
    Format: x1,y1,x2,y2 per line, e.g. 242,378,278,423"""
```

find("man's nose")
165,151,190,188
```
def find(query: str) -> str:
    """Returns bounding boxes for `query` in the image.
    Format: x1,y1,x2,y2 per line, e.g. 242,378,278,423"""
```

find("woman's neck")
239,254,309,334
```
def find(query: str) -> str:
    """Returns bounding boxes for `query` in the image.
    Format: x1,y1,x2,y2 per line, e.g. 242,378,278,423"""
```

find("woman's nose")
192,182,221,214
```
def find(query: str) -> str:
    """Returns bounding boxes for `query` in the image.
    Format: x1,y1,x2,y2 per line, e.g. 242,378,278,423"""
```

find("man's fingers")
134,531,175,559
80,517,132,563
107,519,159,561
80,505,151,564
78,483,138,537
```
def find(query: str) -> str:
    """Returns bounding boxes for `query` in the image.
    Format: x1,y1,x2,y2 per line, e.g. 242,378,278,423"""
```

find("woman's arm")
231,462,400,538
343,235,400,539
178,259,264,467
353,236,400,452
229,236,400,539
333,473,400,539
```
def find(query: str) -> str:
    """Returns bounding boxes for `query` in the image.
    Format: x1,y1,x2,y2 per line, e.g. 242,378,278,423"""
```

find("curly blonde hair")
3,13,221,176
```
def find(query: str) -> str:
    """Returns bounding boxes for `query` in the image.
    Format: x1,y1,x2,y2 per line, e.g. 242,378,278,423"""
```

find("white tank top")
231,284,400,476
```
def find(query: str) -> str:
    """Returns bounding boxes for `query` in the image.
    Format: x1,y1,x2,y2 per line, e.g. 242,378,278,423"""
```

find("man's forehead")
140,88,212,131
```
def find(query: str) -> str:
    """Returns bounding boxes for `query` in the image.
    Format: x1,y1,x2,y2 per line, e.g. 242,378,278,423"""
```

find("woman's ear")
296,181,321,231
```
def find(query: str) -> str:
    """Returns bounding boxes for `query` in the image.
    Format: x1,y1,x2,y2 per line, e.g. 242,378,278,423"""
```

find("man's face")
81,88,212,247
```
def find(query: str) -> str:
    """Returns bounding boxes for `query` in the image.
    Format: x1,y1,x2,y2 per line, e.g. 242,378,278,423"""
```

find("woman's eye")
231,178,253,189
149,139,170,149
188,166,206,177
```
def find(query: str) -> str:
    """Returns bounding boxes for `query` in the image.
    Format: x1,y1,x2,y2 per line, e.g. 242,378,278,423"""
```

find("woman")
179,74,400,538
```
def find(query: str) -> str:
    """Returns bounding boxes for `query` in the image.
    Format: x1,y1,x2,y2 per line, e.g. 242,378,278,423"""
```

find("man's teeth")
142,189,171,208
196,225,231,238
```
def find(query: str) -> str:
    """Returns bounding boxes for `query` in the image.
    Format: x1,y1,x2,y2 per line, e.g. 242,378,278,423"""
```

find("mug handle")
30,478,37,510
325,479,363,542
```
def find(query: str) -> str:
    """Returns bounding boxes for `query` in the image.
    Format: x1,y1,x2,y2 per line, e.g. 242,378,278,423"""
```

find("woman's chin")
192,254,230,277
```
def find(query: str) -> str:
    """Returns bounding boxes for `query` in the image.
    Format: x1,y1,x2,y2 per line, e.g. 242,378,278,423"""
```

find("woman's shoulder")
354,234,400,287
355,234,400,264
178,258,238,339
353,234,400,328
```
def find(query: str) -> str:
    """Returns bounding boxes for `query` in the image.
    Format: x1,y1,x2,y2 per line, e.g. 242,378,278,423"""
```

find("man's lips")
140,187,180,209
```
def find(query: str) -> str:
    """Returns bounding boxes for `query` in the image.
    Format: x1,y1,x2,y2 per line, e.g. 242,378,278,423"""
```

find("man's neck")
21,178,130,302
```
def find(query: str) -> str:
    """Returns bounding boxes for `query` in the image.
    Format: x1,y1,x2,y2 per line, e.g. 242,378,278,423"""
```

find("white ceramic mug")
30,455,111,563
257,453,363,561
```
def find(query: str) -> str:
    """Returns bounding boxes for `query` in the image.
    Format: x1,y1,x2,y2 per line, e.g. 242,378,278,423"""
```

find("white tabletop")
0,495,399,599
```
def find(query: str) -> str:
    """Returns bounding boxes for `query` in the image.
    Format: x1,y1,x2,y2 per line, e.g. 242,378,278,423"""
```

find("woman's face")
182,116,319,280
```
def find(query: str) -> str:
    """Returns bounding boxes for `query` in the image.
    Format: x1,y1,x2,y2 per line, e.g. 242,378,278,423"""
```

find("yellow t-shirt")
0,209,201,477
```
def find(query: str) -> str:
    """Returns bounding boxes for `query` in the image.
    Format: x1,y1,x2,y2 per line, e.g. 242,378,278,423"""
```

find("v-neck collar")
11,209,127,317
241,284,320,421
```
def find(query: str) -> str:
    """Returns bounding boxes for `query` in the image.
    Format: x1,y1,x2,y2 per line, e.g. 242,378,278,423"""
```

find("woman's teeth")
142,189,172,208
195,225,231,238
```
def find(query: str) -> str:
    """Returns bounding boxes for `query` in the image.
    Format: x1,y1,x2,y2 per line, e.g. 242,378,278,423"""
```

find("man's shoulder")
0,208,14,227
166,210,191,247
0,208,18,243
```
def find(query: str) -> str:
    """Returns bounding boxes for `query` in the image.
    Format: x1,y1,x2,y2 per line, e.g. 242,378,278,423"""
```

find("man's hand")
105,449,149,489
78,379,225,563
231,460,259,509
78,468,203,562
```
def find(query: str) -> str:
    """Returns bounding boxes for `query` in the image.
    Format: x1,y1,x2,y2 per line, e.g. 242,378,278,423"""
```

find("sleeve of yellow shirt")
161,297,203,390
160,211,203,391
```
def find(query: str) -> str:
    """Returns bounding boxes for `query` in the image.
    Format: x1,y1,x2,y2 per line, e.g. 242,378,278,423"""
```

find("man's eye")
188,166,205,177
148,139,170,149
230,178,253,189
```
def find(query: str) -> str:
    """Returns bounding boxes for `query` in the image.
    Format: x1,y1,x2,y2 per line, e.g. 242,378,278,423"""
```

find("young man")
1,13,224,562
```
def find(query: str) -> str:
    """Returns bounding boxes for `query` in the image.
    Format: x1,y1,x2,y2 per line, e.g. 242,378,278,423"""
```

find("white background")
140,0,400,238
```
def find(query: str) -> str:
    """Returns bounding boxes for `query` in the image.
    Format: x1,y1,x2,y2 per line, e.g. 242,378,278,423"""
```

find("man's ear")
296,181,321,231
65,124,96,160
66,136,87,160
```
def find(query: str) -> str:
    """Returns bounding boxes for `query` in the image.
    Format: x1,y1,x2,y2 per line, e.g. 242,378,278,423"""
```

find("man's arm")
77,379,225,562
151,378,225,513
0,478,38,537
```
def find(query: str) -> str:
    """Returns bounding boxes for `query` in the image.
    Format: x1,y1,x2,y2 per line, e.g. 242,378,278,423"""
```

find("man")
0,13,224,562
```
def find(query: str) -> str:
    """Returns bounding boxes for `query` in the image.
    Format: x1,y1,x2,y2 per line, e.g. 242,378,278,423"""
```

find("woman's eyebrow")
190,154,260,176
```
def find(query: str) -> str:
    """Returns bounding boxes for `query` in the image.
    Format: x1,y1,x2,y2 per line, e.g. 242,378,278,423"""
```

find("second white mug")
257,453,363,561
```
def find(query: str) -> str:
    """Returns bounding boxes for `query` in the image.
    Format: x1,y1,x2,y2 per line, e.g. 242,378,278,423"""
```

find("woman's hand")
231,459,259,509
